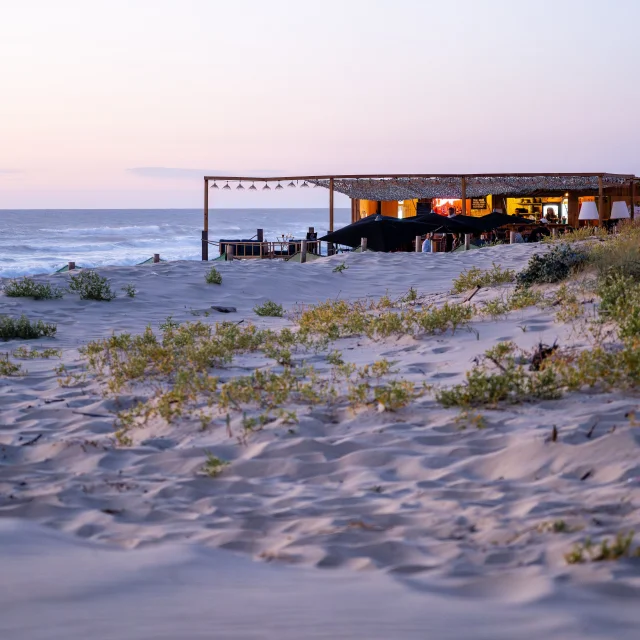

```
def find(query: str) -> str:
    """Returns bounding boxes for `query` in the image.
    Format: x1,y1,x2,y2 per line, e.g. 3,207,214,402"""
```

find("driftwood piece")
530,341,558,371
463,286,481,303
211,306,237,313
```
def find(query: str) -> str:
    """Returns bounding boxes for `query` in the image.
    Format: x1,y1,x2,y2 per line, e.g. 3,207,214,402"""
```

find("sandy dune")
1,244,640,638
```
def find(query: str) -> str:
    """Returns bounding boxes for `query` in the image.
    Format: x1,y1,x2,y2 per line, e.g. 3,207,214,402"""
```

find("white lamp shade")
578,201,599,221
610,201,630,219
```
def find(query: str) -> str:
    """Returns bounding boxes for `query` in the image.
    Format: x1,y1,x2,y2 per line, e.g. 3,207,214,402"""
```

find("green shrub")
373,380,419,411
414,302,474,335
480,288,544,319
436,342,561,407
3,276,64,300
565,532,638,564
69,270,116,301
0,354,22,376
295,298,473,340
452,263,515,293
597,272,640,339
516,244,589,288
589,235,640,280
0,315,57,340
12,346,61,359
205,267,222,285
254,301,284,317
201,452,229,477
122,284,137,298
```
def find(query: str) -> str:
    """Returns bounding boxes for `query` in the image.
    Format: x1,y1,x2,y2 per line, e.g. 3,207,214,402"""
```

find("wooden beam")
204,178,209,232
632,180,637,219
598,175,604,222
329,177,334,232
202,179,209,261
204,172,636,182
461,176,467,216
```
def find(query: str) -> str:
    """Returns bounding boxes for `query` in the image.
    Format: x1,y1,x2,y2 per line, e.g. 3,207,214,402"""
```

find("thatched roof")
309,175,631,200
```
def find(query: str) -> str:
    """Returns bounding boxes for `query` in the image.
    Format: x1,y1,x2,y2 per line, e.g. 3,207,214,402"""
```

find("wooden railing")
214,240,323,259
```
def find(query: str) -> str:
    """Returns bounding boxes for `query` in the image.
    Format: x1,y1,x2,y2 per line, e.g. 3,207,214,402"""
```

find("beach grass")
452,263,515,293
3,276,64,300
69,270,116,301
0,315,57,341
205,267,222,285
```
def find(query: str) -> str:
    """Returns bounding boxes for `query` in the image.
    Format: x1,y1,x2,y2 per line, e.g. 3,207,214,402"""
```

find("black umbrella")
456,212,536,232
413,212,479,234
320,214,440,252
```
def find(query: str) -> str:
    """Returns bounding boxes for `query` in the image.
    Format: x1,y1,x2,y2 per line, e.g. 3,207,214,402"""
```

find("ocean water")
0,208,350,278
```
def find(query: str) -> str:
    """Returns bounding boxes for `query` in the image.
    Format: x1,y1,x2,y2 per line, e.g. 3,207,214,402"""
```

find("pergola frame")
201,172,638,260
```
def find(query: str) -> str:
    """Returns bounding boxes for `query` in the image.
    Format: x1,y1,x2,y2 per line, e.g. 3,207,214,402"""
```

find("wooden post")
464,234,470,250
552,228,558,238
257,228,264,242
631,180,636,219
461,176,467,216
153,253,160,263
68,261,75,271
300,240,307,263
361,237,367,251
598,175,604,223
202,179,209,261
567,192,579,227
415,235,421,252
227,244,234,261
430,239,438,253
308,227,315,254
329,177,335,232
509,231,516,244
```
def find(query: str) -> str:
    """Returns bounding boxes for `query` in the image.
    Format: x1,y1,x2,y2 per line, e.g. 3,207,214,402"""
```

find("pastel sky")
1,0,639,209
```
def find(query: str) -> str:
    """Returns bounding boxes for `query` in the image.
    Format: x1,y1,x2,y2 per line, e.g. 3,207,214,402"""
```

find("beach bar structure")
201,172,639,259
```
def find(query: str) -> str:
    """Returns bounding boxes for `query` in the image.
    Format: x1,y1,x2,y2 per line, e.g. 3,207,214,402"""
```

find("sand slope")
1,244,640,638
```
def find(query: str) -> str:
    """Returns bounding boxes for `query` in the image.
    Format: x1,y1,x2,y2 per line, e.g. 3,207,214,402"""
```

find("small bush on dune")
590,234,640,281
516,244,589,288
452,263,515,293
3,277,64,300
69,270,115,301
12,346,61,359
122,284,137,298
254,301,284,317
436,342,561,407
0,315,57,340
0,354,22,376
565,531,638,564
205,267,222,285
201,452,229,478
295,296,473,340
597,272,640,339
480,288,545,319
415,302,474,334
543,225,609,244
